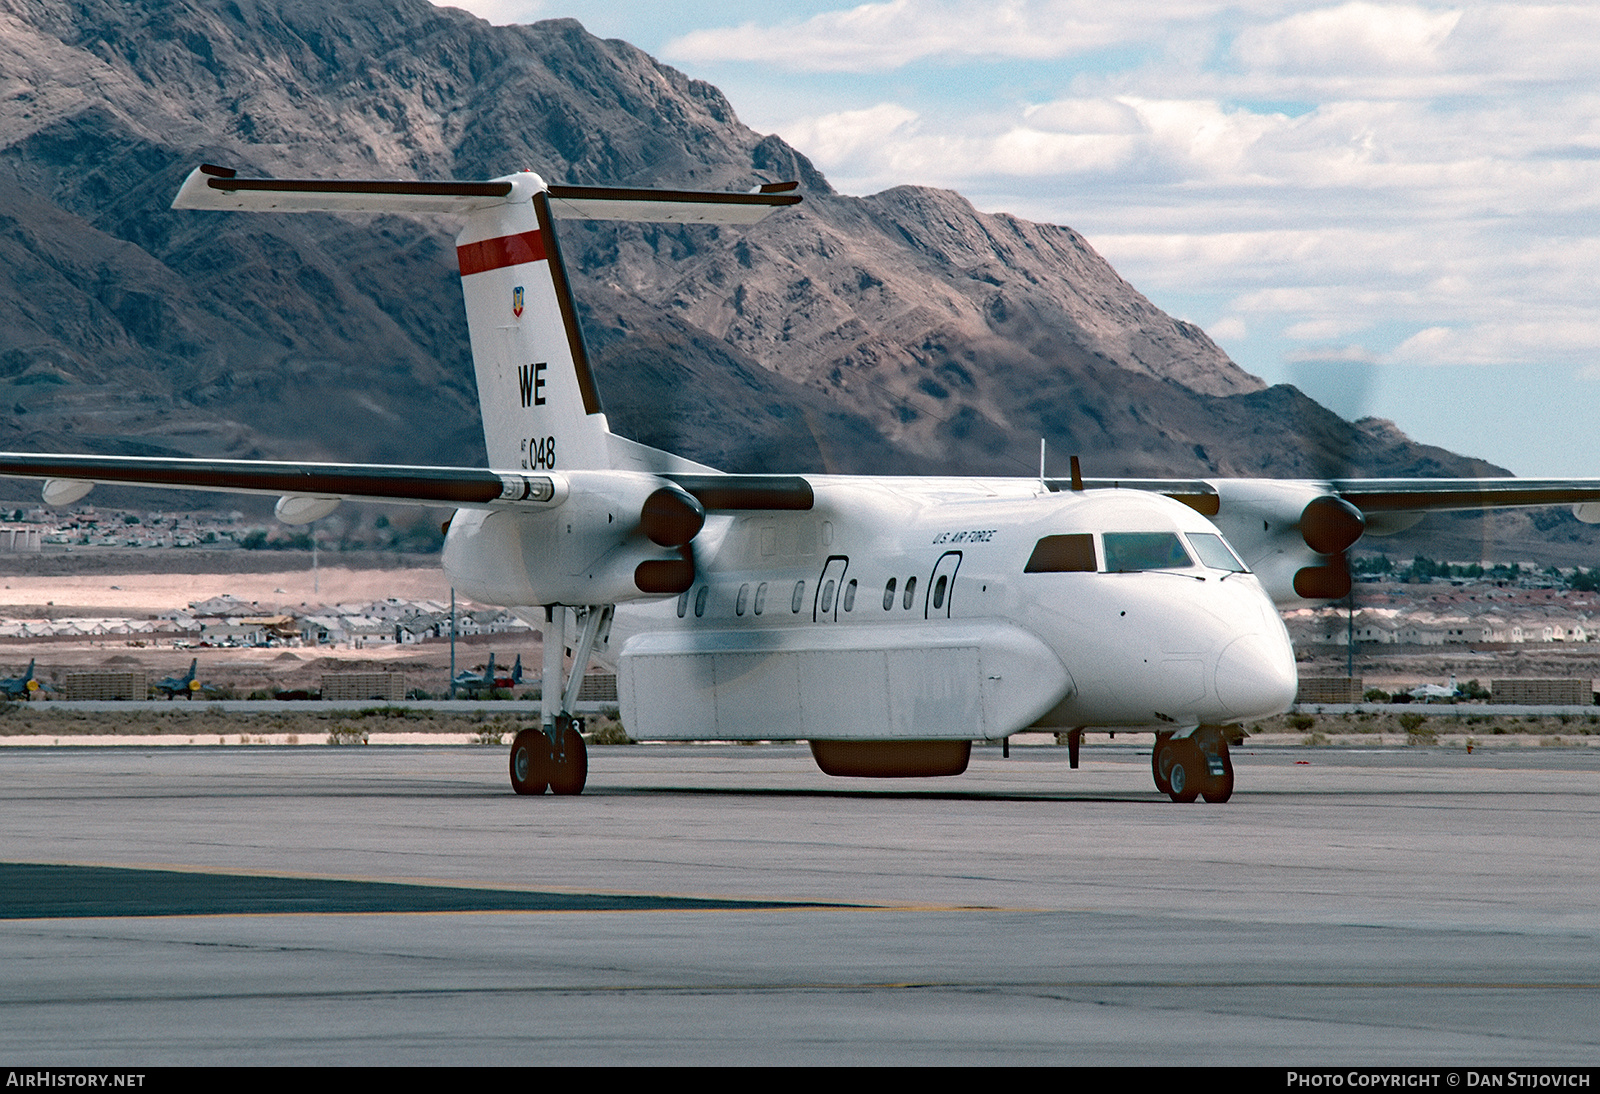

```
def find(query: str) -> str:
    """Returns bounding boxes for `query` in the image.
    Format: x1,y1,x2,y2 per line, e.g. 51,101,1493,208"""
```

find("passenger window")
902,575,917,609
677,591,688,618
820,579,836,614
1102,532,1195,572
932,574,948,610
736,583,750,616
1186,532,1248,573
791,580,805,613
1024,533,1096,573
754,582,768,615
843,579,857,612
694,586,708,618
882,577,897,610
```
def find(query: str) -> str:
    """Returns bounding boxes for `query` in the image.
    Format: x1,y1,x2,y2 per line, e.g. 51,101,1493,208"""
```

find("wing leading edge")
1049,476,1600,519
0,453,813,513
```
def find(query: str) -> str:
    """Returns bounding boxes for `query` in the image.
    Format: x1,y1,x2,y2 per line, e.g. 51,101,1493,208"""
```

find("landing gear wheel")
1151,732,1174,796
1165,739,1202,803
1201,766,1234,803
547,719,589,796
1200,737,1235,803
509,728,550,795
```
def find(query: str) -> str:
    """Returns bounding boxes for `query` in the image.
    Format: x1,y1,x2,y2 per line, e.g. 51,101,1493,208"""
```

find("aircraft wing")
1325,478,1600,516
1062,476,1600,519
0,453,531,507
0,453,813,511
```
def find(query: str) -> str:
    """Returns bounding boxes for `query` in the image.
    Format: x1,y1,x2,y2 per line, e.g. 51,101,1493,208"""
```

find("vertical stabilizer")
455,179,612,471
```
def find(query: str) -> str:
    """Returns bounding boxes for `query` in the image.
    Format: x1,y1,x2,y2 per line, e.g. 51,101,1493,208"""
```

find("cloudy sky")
442,1,1600,477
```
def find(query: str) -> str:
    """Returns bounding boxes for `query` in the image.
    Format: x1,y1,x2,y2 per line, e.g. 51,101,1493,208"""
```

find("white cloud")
435,0,549,26
1285,343,1379,363
1208,316,1248,342
779,102,923,166
1285,318,1372,341
1391,318,1600,366
665,0,1225,72
1023,98,1146,135
1233,2,1461,76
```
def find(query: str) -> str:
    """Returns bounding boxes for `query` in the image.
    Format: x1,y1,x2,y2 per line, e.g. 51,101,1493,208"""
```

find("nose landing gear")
1153,725,1235,803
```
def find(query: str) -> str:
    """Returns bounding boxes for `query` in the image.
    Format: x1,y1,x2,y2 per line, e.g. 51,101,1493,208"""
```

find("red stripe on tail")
456,230,546,275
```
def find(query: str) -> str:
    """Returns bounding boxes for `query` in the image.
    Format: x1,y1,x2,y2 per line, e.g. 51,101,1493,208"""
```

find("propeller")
1292,493,1365,599
1288,361,1381,672
633,484,704,594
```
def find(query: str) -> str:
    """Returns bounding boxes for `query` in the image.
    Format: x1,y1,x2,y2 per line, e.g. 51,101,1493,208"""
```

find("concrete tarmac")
2,742,1597,1065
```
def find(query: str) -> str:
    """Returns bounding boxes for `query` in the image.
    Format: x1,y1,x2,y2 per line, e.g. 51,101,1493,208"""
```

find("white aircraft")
4,163,1600,802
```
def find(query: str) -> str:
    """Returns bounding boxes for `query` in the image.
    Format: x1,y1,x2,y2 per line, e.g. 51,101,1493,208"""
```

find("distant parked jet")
154,659,201,700
0,660,41,700
452,654,522,696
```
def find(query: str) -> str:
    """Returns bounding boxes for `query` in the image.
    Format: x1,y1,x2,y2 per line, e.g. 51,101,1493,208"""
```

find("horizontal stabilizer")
171,164,522,214
545,184,799,224
173,165,800,223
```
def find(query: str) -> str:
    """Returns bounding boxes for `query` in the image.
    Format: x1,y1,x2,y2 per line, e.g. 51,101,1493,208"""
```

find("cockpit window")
1102,532,1194,572
1024,534,1096,573
1186,531,1248,573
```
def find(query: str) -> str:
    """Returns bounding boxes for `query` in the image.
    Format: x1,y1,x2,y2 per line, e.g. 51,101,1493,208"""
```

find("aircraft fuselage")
443,476,1298,744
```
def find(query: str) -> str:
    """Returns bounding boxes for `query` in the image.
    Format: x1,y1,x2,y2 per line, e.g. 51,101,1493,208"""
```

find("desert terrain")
0,554,524,699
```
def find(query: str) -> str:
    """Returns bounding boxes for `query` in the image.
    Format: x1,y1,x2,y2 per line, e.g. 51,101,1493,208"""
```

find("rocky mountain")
0,0,1588,558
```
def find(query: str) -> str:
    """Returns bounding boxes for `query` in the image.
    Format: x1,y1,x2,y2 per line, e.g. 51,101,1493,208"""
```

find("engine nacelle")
1208,480,1365,606
441,470,703,606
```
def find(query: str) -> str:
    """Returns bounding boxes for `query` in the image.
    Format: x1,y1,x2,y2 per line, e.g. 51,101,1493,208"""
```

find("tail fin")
453,183,611,470
174,166,799,473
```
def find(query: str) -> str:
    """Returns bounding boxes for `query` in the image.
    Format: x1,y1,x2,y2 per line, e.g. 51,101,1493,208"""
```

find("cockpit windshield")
1185,531,1249,573
1024,529,1249,575
1101,532,1194,572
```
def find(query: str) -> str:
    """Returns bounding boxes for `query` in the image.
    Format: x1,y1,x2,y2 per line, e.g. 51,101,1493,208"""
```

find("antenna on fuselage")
1070,455,1084,492
1039,438,1046,491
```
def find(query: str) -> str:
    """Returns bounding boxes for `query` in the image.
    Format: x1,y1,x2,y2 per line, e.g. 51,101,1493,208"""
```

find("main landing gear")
509,604,610,796
1152,725,1235,803
510,716,588,795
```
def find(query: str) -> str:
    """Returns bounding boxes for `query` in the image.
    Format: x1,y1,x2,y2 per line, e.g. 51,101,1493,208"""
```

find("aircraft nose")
1213,631,1298,719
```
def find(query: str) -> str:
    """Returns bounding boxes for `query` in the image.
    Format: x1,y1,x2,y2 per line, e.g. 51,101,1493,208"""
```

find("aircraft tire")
1151,732,1174,795
1201,737,1234,803
509,728,551,795
1165,739,1202,803
548,723,588,796
1201,767,1234,803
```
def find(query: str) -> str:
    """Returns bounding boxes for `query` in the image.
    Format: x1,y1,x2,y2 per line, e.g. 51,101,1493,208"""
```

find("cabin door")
925,551,962,619
813,555,850,622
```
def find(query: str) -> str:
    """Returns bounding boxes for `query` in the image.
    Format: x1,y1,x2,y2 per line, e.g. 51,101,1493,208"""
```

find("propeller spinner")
633,485,705,594
1292,494,1365,599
